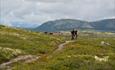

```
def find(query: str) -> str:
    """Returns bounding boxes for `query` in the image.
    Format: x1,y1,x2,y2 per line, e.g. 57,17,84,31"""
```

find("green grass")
0,25,115,70
12,32,115,70
0,25,65,63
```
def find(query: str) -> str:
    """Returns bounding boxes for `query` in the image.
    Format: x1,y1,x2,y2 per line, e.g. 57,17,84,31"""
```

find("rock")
67,55,71,58
94,56,109,62
100,41,111,46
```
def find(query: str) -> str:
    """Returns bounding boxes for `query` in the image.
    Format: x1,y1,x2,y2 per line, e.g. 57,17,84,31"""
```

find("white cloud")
26,0,74,3
0,0,115,26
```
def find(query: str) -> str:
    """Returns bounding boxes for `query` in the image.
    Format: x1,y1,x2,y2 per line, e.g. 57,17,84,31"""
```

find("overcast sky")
0,0,115,26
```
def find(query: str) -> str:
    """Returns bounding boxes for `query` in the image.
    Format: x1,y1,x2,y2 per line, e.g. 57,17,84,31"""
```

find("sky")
0,0,115,26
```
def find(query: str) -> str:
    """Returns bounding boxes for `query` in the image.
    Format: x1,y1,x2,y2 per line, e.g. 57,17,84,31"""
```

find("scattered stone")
0,47,23,56
94,56,109,62
100,41,111,46
67,55,71,58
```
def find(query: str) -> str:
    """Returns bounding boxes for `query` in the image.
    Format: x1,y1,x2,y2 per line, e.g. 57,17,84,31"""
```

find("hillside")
35,19,89,32
0,25,65,64
91,19,115,31
35,19,115,32
10,32,115,70
0,25,115,70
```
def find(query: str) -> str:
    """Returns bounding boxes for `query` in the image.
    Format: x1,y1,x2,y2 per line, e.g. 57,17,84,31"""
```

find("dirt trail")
0,40,75,70
46,40,75,59
53,41,75,53
0,55,40,69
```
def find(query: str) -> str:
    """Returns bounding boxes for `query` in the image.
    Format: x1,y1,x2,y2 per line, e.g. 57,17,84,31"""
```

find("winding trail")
0,55,41,70
53,41,75,53
0,40,75,70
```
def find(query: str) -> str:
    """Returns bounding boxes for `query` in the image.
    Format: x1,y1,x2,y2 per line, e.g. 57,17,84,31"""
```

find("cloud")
26,0,74,3
0,0,115,27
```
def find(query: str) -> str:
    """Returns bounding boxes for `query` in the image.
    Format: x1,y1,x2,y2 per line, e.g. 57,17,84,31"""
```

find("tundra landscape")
0,0,115,70
0,24,115,70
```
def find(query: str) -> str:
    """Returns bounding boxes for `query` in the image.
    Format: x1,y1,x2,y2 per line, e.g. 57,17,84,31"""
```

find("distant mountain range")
0,22,40,28
11,22,42,28
34,19,115,32
0,19,115,32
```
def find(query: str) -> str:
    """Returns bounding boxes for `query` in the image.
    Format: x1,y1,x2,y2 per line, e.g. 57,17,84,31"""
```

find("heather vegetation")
0,25,65,64
13,31,115,70
0,25,115,70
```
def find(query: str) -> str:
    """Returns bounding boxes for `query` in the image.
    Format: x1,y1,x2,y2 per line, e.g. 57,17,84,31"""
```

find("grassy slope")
12,32,115,70
47,37,115,70
0,25,65,63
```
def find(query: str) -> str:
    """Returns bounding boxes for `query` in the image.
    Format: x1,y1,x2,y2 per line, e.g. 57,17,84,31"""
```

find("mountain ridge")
35,19,115,32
